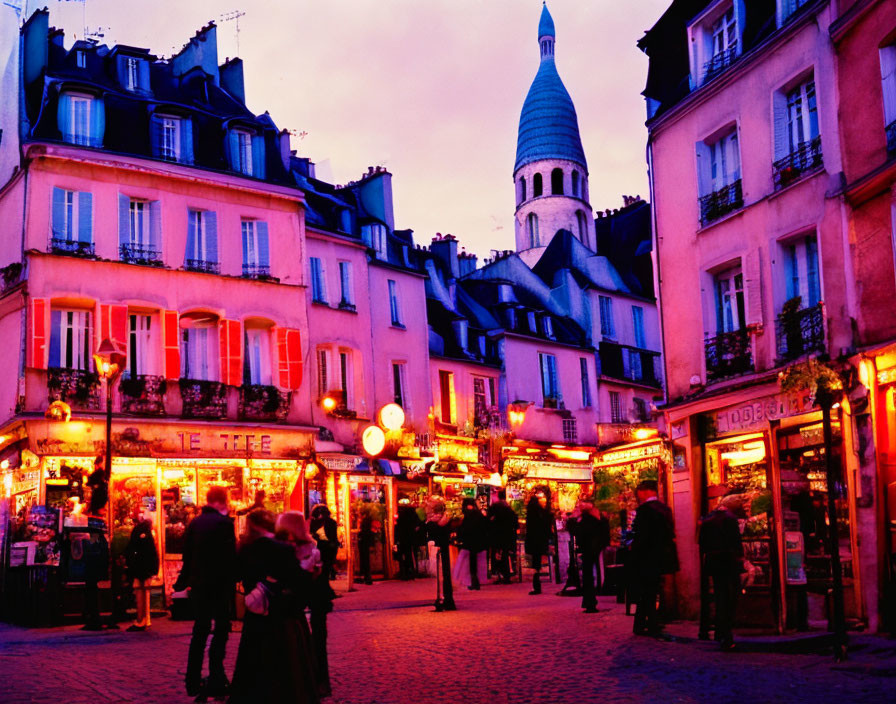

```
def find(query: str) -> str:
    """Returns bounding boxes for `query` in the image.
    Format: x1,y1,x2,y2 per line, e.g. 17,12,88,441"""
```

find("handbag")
245,579,273,616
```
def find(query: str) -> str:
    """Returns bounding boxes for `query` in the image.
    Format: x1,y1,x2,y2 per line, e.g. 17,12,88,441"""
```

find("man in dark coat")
424,500,456,611
394,502,421,580
630,480,678,636
457,498,487,590
173,485,237,698
699,499,743,649
487,490,519,584
577,501,611,613
524,491,554,595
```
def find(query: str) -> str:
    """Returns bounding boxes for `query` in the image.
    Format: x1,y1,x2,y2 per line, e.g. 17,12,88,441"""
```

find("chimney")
278,129,291,170
172,22,219,85
457,249,478,277
356,166,394,231
430,234,459,279
219,57,244,103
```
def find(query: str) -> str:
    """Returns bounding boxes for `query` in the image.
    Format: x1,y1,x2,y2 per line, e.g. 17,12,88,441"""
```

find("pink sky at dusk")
38,0,669,257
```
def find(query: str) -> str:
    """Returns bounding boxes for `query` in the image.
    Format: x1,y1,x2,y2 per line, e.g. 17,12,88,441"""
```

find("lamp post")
93,339,126,482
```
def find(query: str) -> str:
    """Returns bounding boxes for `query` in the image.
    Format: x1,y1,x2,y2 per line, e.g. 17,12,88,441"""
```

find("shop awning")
354,458,402,475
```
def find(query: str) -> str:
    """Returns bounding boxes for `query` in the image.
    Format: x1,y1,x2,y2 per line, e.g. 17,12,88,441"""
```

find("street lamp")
93,339,126,481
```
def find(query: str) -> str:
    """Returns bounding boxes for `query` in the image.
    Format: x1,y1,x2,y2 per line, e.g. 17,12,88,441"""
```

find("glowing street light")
93,338,126,481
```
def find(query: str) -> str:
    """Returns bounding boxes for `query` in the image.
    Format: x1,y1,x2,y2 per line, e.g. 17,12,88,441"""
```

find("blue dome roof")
514,56,587,174
538,3,555,38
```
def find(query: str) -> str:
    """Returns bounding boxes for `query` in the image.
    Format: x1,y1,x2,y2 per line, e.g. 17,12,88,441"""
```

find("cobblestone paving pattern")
1,577,894,703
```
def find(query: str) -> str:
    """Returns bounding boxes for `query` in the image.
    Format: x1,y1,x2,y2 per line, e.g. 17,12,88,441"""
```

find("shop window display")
161,467,198,555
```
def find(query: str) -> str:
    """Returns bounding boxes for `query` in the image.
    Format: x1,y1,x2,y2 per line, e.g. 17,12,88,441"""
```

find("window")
180,319,217,381
551,168,564,195
235,130,252,175
572,171,580,197
632,306,646,348
75,50,86,68
715,267,746,333
186,210,218,273
697,128,743,224
128,314,155,377
527,213,539,248
609,390,623,423
116,55,148,92
882,45,896,147
527,311,537,333
710,131,740,192
439,370,456,424
119,196,161,264
339,261,353,306
539,353,559,401
562,418,578,444
310,257,328,303
151,114,193,164
125,57,139,91
576,210,589,248
49,309,92,370
780,0,811,23
339,209,352,233
392,362,407,407
244,328,272,386
388,280,402,326
338,350,353,409
58,93,103,147
51,187,93,254
786,80,819,153
241,220,270,278
782,235,821,308
599,296,616,338
533,172,543,197
629,348,644,382
543,316,554,338
473,376,494,420
519,177,526,203
317,349,329,396
162,117,181,161
772,77,822,188
580,357,592,408
633,398,649,422
366,224,388,260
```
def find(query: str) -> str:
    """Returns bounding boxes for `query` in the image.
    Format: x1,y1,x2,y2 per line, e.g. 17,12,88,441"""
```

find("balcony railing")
773,137,823,190
703,46,738,83
239,384,291,422
50,237,95,258
119,374,167,415
47,367,100,410
120,243,163,266
887,120,896,157
776,302,825,364
185,259,220,274
179,379,227,419
705,330,753,382
699,179,743,226
242,263,271,279
598,342,662,387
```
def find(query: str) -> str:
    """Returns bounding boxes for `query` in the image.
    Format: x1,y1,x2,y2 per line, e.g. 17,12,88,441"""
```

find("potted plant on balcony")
543,395,561,410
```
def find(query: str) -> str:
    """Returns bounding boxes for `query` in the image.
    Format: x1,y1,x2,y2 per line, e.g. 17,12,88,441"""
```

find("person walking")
124,509,159,631
277,511,333,698
310,505,339,583
577,501,610,613
173,485,237,699
630,480,678,637
487,490,518,584
698,498,743,650
394,501,421,580
424,499,456,611
524,491,553,596
457,498,487,590
229,509,319,704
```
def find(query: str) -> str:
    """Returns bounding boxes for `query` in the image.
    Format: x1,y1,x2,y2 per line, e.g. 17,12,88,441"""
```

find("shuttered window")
599,296,616,338
49,309,92,370
539,353,559,400
310,257,327,303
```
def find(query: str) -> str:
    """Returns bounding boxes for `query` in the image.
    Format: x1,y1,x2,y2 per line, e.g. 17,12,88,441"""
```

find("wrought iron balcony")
120,243,163,266
699,179,743,226
47,367,100,410
185,259,220,274
773,137,823,190
887,120,896,157
50,236,95,257
120,374,167,415
776,302,825,364
242,263,271,279
598,342,662,387
703,46,738,83
705,330,753,383
179,379,227,419
239,385,291,422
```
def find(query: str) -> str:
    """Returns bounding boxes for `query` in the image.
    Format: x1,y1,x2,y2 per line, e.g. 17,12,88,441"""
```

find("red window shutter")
286,328,303,390
161,310,181,380
218,319,243,386
274,326,288,388
28,298,50,369
97,303,128,354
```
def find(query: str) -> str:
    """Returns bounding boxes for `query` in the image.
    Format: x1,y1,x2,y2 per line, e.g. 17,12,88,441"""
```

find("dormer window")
688,2,743,88
75,50,86,68
527,311,537,333
116,55,148,93
126,57,139,90
363,223,387,260
228,128,265,178
151,113,193,164
58,92,104,148
543,316,554,339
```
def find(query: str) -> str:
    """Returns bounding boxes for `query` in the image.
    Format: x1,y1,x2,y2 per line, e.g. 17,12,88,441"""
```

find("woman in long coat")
524,492,554,595
125,510,159,631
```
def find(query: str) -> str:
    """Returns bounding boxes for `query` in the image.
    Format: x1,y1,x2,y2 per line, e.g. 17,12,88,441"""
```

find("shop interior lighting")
548,448,591,461
720,447,766,466
633,428,657,441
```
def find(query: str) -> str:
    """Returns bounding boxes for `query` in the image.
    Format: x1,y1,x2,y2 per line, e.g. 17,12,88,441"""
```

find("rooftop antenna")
84,26,106,43
220,9,246,56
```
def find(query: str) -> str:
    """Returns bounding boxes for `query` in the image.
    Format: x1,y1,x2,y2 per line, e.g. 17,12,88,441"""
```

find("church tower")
514,3,593,256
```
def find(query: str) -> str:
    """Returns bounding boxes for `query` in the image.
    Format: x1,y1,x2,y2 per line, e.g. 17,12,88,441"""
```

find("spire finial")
538,3,555,60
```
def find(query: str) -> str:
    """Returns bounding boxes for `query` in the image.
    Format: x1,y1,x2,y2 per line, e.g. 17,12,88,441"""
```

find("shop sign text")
706,391,813,438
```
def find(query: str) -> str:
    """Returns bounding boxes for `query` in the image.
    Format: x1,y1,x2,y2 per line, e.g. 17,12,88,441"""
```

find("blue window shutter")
785,245,798,301
90,98,105,148
205,211,218,263
181,118,194,165
149,113,163,158
227,130,239,171
138,59,150,93
118,193,130,249
252,135,265,179
256,221,270,267
57,93,72,142
186,211,197,263
806,237,820,307
149,200,162,253
52,187,66,238
49,310,62,368
78,192,92,243
241,224,249,269
116,56,128,88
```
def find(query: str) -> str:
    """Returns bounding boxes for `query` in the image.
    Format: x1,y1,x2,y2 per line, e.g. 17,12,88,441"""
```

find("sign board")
703,391,814,439
596,442,664,467
318,454,363,473
502,456,592,482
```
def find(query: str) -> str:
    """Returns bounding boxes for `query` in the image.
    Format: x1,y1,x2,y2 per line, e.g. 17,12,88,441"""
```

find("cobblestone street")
1,577,894,704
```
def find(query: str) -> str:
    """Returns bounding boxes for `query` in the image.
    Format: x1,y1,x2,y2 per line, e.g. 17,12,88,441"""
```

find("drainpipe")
646,139,667,406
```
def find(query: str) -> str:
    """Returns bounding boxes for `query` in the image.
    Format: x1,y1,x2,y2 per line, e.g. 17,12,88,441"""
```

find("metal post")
104,377,113,481
821,401,848,661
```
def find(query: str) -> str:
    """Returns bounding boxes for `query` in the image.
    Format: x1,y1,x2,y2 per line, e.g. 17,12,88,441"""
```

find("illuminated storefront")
501,444,594,515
